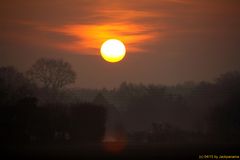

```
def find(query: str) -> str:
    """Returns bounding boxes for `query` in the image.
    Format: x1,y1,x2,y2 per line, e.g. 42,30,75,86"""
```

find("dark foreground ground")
1,142,240,160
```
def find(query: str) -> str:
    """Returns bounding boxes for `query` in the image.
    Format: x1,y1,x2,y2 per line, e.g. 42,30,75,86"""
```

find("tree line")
63,71,240,144
1,58,240,146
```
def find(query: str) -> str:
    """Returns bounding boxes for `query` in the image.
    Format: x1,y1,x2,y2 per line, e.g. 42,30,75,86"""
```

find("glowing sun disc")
100,39,126,63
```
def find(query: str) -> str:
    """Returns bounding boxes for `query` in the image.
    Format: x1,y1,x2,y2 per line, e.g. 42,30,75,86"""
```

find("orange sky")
1,0,240,88
2,0,239,55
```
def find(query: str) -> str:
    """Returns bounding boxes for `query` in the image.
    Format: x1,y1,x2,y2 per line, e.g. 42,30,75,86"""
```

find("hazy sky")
1,0,240,88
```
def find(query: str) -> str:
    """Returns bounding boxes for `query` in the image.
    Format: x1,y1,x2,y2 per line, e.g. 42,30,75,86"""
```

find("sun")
100,39,126,63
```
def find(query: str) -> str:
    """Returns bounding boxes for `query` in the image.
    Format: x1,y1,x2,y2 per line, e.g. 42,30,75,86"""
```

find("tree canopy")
27,58,76,90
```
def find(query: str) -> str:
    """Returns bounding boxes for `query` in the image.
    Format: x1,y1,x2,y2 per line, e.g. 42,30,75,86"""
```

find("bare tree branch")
26,58,76,90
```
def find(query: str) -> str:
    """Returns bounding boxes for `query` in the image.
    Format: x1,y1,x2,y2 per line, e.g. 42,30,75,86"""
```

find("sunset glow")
38,23,156,54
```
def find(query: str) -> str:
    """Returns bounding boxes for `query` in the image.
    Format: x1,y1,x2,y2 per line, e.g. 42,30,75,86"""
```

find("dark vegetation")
0,101,106,145
0,58,240,158
0,61,106,147
68,72,240,145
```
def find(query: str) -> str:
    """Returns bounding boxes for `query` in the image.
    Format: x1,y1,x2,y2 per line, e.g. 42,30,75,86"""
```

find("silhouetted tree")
27,58,76,90
215,71,240,98
209,71,240,142
0,66,35,106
